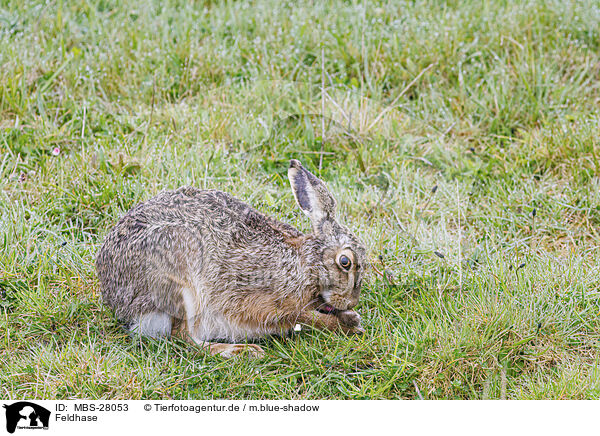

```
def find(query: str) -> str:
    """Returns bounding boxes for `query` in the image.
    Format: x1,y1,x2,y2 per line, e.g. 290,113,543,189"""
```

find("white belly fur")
180,286,279,343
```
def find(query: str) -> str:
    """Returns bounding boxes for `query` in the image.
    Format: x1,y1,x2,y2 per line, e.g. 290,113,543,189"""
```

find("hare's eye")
339,255,351,270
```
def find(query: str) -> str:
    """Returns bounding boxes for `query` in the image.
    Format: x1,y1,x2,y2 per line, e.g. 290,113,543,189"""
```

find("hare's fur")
96,160,366,358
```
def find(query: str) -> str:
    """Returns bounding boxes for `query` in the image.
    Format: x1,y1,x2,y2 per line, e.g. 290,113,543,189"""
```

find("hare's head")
288,160,367,312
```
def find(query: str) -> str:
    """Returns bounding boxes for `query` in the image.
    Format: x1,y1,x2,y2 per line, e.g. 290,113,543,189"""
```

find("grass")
1,0,600,399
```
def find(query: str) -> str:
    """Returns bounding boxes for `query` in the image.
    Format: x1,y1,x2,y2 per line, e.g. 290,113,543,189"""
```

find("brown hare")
96,160,366,358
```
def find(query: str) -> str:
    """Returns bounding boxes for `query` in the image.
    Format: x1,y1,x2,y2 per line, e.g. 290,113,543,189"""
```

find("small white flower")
51,147,60,156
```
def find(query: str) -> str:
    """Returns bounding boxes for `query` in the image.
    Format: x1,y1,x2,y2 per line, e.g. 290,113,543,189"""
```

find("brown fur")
96,160,367,358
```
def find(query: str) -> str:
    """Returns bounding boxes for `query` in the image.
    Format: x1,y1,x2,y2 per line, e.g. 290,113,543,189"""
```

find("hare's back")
139,187,303,240
96,186,298,282
96,187,224,271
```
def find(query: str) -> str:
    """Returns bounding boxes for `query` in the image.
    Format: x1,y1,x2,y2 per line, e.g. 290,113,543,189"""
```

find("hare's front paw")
337,310,361,327
337,310,364,335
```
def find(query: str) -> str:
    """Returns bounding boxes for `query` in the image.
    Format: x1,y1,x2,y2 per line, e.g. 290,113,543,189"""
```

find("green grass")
1,0,600,399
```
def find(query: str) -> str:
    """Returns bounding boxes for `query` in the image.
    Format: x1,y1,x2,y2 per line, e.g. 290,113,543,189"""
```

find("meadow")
1,0,600,399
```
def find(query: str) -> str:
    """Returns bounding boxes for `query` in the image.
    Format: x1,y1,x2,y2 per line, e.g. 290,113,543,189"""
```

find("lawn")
1,0,600,399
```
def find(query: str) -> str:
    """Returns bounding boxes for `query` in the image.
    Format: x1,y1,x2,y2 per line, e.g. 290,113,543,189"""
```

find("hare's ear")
288,159,336,232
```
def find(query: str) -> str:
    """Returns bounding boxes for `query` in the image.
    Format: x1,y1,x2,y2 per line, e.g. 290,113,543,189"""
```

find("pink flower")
51,147,60,156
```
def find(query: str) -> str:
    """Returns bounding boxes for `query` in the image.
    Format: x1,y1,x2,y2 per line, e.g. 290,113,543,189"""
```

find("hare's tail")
125,311,172,338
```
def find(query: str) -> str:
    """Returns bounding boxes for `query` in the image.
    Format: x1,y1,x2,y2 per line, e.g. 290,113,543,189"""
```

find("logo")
2,402,50,434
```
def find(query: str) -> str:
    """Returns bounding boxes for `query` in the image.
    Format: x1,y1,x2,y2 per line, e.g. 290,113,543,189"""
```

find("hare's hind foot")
192,340,265,359
206,343,265,359
172,327,264,358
